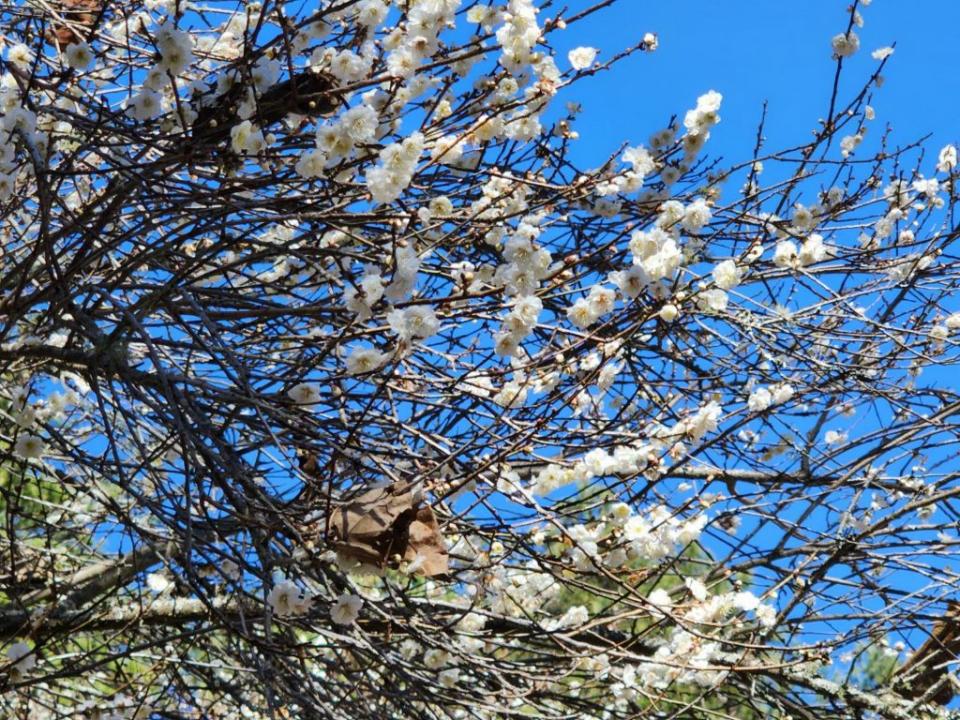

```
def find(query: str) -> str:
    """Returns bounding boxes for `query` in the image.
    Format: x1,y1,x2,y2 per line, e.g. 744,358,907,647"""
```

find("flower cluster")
366,133,425,203
266,579,313,618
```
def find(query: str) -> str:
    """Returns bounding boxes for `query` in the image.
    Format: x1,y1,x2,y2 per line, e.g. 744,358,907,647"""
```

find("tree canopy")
0,1,959,718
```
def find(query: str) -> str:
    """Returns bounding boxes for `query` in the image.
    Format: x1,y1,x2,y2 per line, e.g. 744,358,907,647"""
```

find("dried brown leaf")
328,482,448,577
44,0,102,49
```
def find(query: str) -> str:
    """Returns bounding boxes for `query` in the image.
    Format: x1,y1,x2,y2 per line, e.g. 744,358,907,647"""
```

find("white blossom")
345,346,388,374
937,144,958,173
13,434,46,460
288,382,322,406
267,579,312,617
330,592,363,625
387,305,440,341
65,41,95,70
712,260,741,290
567,46,598,70
747,387,772,413
831,31,860,58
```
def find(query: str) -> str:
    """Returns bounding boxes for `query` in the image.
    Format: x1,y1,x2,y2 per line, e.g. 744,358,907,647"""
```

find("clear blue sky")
561,2,960,168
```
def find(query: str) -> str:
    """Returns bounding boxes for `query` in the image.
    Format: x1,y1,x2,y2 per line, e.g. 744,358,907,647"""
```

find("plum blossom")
937,144,958,173
267,579,312,617
831,31,860,58
65,41,94,70
330,593,363,625
13,434,46,460
567,46,598,70
712,259,741,290
345,346,389,374
288,382,322,406
387,305,440,341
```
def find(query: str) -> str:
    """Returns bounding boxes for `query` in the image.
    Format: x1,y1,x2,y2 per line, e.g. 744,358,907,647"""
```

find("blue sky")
550,2,960,686
561,2,960,169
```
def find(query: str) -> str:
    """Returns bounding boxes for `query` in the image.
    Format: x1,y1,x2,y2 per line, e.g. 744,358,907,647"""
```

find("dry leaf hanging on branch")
326,482,449,577
43,0,103,49
191,71,339,146
893,600,960,705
